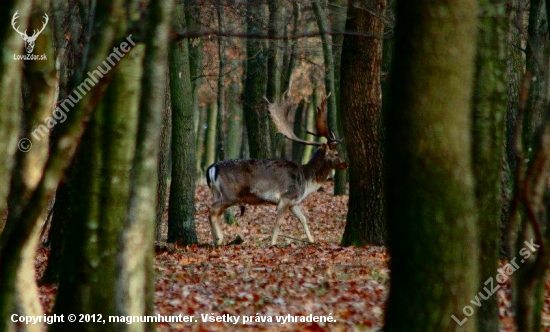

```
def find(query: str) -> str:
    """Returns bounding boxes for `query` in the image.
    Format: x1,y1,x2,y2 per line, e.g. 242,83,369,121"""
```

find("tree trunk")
115,0,172,329
195,105,207,174
292,99,306,164
243,0,271,159
340,0,386,246
226,84,243,160
167,0,198,245
384,0,479,330
216,0,226,162
502,0,525,256
267,0,284,157
51,32,142,332
0,0,126,329
0,0,29,228
155,80,171,241
312,0,347,195
523,0,550,160
472,2,508,331
301,101,315,164
280,3,300,94
204,103,218,167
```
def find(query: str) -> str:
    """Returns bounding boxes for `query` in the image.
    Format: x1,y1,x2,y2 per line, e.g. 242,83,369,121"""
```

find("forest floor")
34,182,550,331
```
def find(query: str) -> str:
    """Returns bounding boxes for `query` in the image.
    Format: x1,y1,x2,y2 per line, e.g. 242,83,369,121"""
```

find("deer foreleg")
271,202,288,245
291,205,314,243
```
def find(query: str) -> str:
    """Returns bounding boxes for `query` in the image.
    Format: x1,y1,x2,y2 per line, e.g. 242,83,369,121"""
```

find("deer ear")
321,143,329,152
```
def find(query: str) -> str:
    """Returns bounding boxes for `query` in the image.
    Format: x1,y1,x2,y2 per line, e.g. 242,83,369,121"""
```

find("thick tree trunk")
52,44,142,332
472,2,508,331
167,0,198,245
0,0,126,329
502,0,525,256
384,0,479,330
340,1,386,246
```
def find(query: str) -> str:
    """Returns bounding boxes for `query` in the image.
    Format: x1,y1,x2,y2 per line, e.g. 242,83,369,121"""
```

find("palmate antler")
264,92,341,147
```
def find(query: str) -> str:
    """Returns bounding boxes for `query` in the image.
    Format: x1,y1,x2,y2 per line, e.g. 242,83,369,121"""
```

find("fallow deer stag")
206,93,347,246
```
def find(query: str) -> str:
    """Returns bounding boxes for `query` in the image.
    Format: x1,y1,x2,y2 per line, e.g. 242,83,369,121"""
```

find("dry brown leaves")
33,182,550,331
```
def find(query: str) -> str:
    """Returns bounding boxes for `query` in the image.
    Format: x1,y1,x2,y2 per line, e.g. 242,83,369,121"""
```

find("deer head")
12,11,49,54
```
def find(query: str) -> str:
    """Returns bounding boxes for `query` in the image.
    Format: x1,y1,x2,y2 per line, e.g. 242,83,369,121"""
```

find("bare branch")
166,29,383,43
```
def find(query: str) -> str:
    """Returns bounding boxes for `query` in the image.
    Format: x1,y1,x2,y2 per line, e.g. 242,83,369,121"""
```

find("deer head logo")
12,11,49,54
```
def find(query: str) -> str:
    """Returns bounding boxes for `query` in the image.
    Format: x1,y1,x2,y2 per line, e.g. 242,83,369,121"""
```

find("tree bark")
340,0,386,246
243,0,271,159
167,0,198,245
52,38,142,332
384,0,479,330
0,0,126,329
115,1,172,330
216,0,227,162
472,2,508,331
312,0,347,195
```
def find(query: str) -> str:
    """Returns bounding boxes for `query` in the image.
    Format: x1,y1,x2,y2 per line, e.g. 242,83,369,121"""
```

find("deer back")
207,159,308,205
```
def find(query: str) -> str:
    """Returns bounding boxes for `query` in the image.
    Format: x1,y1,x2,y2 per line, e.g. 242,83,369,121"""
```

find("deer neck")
302,149,332,184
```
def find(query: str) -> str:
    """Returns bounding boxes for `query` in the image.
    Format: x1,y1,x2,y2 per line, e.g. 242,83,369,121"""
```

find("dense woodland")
0,0,550,331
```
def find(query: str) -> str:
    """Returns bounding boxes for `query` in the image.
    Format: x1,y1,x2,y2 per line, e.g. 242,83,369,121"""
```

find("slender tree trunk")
195,105,207,174
472,2,508,331
301,101,315,164
216,0,226,162
312,0,347,195
167,0,198,245
115,1,172,330
280,3,300,94
0,0,29,229
523,0,550,160
329,0,347,108
156,80,171,241
292,99,306,163
204,103,218,168
384,0,479,330
3,3,57,330
267,0,284,157
226,83,243,159
340,0,386,246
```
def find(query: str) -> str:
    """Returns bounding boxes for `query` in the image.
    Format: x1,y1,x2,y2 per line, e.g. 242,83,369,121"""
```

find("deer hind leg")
271,201,289,245
209,201,231,246
290,205,314,243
